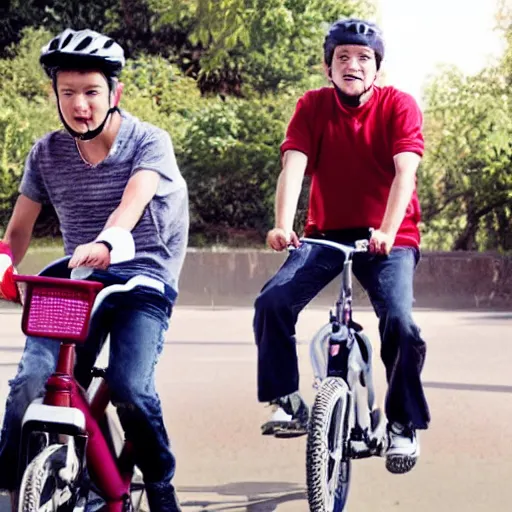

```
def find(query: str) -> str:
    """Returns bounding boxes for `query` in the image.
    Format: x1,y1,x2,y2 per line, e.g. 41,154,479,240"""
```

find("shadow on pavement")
1,483,306,512
178,481,306,511
461,313,512,321
424,381,512,394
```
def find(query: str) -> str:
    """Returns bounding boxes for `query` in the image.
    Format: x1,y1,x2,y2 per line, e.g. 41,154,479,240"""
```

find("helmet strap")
58,104,119,140
329,70,376,107
53,79,119,141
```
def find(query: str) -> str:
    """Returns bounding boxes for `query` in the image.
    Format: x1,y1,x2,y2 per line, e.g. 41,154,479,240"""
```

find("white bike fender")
22,401,86,431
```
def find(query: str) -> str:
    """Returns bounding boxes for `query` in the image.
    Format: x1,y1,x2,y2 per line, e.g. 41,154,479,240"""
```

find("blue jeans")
0,267,177,492
254,244,430,430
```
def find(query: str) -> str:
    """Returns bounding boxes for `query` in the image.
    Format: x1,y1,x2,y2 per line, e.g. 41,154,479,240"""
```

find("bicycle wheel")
18,442,85,512
306,377,351,512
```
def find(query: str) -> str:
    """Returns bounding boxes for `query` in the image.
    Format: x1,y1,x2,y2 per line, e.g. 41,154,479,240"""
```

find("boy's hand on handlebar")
369,229,395,255
68,242,111,270
0,242,21,302
267,228,300,251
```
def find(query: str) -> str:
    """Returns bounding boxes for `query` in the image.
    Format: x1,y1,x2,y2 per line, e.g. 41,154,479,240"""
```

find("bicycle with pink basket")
12,266,164,512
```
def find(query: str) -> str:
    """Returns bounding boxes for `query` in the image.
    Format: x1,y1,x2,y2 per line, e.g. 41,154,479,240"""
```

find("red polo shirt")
280,86,424,247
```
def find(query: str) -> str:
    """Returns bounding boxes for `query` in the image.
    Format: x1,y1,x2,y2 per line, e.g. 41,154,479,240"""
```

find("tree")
0,1,377,245
420,65,512,251
0,0,374,96
0,0,119,57
148,0,374,95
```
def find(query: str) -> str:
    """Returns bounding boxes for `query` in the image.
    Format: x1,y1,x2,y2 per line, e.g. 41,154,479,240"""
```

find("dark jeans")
0,269,177,492
253,244,430,430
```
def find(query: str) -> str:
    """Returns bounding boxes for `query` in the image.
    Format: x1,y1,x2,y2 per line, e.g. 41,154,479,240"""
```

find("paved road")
1,306,512,511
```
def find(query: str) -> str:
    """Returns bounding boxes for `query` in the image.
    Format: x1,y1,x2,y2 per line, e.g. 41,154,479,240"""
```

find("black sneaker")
261,391,309,438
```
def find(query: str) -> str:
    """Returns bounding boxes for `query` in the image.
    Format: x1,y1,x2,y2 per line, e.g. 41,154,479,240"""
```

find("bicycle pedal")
273,426,308,439
261,420,307,438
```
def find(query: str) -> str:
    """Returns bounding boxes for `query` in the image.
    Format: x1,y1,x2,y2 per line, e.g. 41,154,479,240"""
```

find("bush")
0,28,60,229
179,92,300,244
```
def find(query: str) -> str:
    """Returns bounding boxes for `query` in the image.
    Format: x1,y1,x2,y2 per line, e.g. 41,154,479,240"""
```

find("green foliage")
0,27,52,99
0,27,310,244
0,28,60,225
120,54,203,151
149,0,375,94
0,95,58,205
0,0,372,95
0,0,120,57
3,5,510,251
418,3,512,252
420,65,512,251
178,93,295,243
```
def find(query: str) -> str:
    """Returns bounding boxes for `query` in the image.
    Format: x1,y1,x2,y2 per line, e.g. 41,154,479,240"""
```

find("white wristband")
95,227,135,264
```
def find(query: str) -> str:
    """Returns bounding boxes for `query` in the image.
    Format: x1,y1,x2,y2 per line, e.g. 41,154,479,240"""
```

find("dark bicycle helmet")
324,19,384,69
40,29,125,79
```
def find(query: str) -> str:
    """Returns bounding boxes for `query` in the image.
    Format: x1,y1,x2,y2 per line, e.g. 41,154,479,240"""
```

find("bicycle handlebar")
299,237,369,257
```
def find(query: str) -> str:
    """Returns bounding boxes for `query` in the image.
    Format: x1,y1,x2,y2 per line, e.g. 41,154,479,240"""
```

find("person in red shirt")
254,18,430,475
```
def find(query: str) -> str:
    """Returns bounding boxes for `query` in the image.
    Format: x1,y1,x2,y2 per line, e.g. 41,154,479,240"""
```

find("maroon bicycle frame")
15,275,137,512
45,341,136,512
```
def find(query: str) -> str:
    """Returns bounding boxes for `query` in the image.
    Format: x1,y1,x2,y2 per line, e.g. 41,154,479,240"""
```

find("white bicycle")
304,238,387,512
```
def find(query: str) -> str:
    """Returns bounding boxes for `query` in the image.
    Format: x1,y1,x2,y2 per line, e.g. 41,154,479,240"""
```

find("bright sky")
378,0,506,106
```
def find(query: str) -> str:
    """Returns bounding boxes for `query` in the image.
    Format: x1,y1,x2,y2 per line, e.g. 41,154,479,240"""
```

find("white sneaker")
385,422,419,474
269,405,293,422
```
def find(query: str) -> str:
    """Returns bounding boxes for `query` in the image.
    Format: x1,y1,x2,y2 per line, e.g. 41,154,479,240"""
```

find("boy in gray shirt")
0,29,187,512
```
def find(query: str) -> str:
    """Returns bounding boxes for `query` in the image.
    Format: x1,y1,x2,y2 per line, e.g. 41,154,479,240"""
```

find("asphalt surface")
1,306,511,511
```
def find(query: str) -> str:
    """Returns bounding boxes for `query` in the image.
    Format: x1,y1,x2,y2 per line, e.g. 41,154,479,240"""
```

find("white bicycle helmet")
40,28,125,78
40,29,126,140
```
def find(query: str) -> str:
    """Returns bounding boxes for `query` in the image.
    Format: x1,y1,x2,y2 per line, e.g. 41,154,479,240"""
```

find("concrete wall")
14,249,512,310
177,250,512,309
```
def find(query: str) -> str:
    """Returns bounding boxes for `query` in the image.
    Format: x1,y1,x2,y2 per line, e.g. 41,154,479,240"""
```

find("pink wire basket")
13,275,104,342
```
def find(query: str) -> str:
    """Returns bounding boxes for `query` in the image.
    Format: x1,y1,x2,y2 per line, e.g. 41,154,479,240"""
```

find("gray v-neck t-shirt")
20,110,189,293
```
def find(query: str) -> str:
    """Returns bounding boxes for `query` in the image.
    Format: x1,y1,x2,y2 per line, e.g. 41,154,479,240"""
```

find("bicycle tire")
306,377,351,512
18,443,84,512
